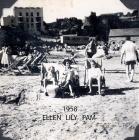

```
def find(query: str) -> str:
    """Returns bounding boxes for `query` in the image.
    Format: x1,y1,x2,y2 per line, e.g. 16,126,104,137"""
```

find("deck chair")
84,57,106,95
41,63,80,98
6,55,27,73
19,54,35,73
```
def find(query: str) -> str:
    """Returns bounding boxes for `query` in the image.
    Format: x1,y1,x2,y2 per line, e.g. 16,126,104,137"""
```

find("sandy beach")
0,51,139,140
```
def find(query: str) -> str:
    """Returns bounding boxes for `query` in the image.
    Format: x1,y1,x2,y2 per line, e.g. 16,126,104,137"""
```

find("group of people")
41,38,107,97
85,38,106,95
85,36,139,84
1,36,138,97
41,59,79,97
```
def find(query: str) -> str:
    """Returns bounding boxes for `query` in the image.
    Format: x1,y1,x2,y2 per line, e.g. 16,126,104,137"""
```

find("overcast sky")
1,0,135,23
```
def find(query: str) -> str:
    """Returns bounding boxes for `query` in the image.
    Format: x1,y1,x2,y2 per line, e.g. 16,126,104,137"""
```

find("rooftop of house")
109,28,139,37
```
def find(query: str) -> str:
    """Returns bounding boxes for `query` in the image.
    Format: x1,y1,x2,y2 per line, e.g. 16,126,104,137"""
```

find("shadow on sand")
76,86,139,96
55,86,139,98
105,87,139,95
124,125,139,140
105,69,125,74
0,128,13,140
131,81,139,83
105,70,139,74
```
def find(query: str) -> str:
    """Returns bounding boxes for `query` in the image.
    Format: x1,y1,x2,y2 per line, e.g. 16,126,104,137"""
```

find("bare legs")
89,76,102,95
125,64,135,82
125,65,130,81
43,78,56,93
97,77,101,95
69,85,74,96
88,78,93,93
130,64,135,82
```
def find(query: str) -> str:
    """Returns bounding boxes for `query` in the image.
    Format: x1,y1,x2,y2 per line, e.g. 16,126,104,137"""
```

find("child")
43,66,58,92
88,59,105,95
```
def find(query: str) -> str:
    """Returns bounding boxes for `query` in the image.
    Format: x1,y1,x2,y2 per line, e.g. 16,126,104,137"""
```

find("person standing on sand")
1,46,9,68
121,36,139,82
85,38,97,70
85,38,97,58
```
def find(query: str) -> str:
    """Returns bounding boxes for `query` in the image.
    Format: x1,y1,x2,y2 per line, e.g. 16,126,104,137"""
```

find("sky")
0,0,136,23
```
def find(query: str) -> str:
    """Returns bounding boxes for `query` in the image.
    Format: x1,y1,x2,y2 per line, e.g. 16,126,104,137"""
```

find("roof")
109,28,139,37
14,7,42,9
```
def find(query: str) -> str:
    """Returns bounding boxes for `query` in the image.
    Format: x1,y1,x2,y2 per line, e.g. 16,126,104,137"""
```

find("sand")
0,51,139,140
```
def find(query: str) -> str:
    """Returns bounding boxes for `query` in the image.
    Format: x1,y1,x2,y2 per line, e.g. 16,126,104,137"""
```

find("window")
19,12,22,16
11,19,14,23
36,17,41,22
31,18,34,22
26,18,29,22
19,23,24,30
36,23,41,31
31,23,34,28
27,24,29,28
18,17,23,22
26,12,29,16
31,12,33,16
37,12,40,16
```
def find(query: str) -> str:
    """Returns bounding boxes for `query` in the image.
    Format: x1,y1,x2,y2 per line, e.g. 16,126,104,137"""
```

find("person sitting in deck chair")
43,66,58,93
88,59,105,95
58,59,79,97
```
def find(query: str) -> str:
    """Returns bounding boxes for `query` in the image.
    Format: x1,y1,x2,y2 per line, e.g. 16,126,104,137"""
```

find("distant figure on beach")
85,38,97,58
121,36,139,82
92,41,105,59
85,38,97,70
1,46,13,68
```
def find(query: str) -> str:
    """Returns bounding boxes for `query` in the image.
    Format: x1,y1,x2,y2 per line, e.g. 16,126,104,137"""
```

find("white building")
14,7,44,33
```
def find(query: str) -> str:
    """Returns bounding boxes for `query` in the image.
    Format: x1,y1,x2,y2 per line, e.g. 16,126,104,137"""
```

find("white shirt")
121,41,137,62
88,67,103,79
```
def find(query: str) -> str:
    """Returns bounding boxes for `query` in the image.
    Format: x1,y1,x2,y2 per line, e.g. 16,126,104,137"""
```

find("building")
14,7,44,33
109,28,139,48
3,16,15,27
60,35,89,45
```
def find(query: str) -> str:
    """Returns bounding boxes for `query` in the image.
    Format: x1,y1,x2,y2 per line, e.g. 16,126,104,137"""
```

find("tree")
0,26,46,55
83,12,98,36
132,9,138,17
0,28,7,47
96,17,110,43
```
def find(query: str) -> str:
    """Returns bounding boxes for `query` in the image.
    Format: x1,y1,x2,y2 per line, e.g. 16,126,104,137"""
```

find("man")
121,36,139,82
